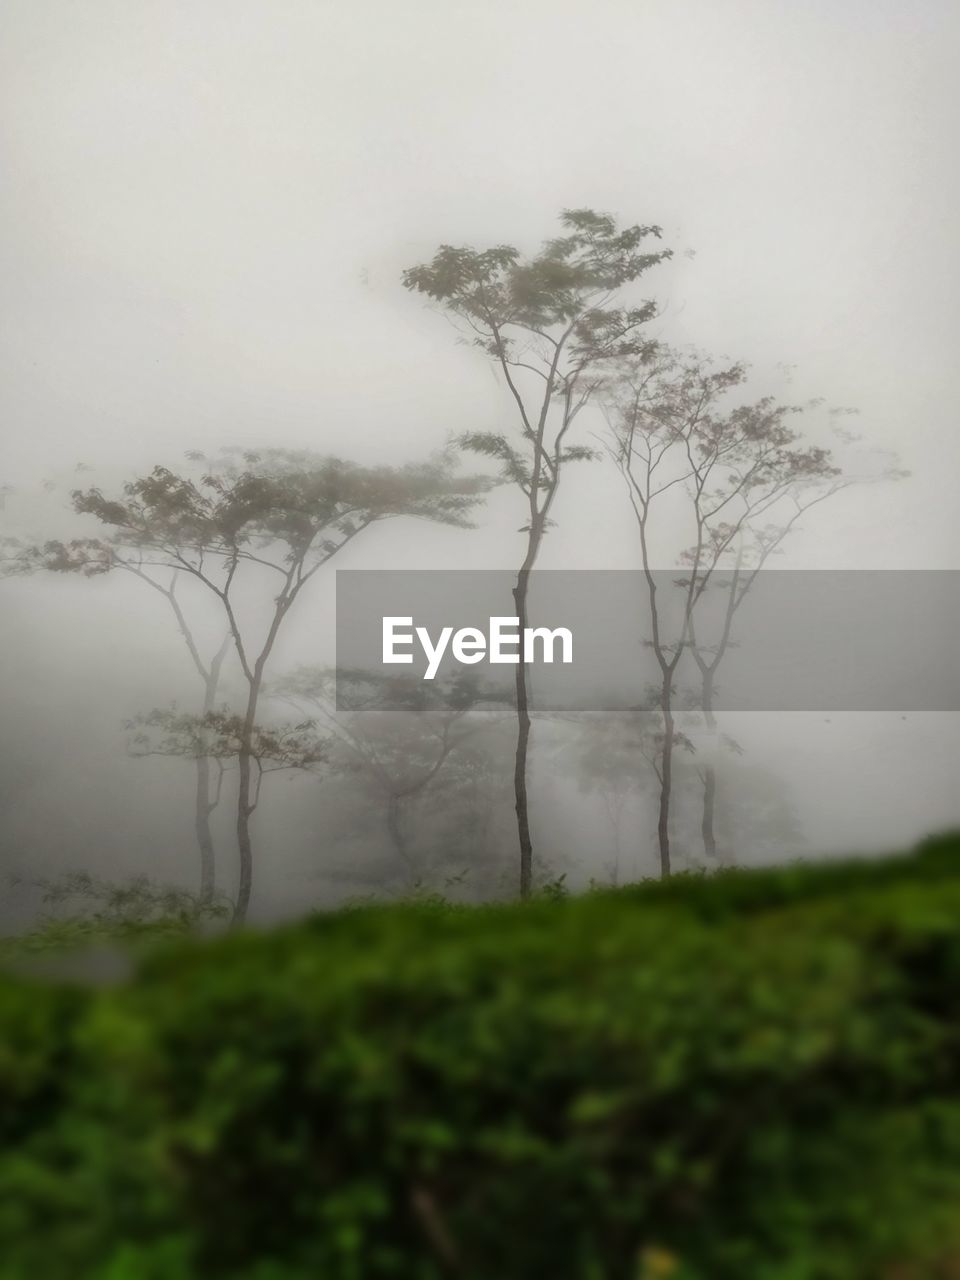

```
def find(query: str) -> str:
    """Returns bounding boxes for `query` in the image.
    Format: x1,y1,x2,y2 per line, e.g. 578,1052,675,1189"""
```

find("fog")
2,0,959,932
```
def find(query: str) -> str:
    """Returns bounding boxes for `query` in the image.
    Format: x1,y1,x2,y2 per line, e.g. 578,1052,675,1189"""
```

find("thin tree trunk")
157,573,230,903
701,765,718,861
229,567,317,926
700,669,718,862
386,793,413,880
233,684,261,926
194,637,230,902
194,753,216,901
489,321,575,899
230,587,294,927
512,564,534,899
657,677,674,878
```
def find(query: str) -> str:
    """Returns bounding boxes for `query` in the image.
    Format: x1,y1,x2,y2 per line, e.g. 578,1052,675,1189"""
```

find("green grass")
2,833,960,1278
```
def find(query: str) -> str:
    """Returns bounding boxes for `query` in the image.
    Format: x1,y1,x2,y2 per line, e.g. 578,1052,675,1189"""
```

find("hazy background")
2,0,959,924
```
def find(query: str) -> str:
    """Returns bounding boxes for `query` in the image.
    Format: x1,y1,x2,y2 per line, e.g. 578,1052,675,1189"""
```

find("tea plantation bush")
2,834,960,1279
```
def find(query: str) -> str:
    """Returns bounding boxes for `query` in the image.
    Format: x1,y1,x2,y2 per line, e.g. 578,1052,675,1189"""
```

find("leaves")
4,537,113,577
4,872,229,956
5,842,960,1276
403,209,672,554
125,707,332,771
457,431,531,489
65,451,489,577
404,209,670,337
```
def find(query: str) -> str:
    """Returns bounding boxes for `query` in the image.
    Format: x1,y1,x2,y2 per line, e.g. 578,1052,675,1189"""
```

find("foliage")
404,209,672,897
14,449,487,580
2,873,229,959
126,707,332,771
404,209,670,499
2,834,960,1277
13,447,491,924
599,347,876,874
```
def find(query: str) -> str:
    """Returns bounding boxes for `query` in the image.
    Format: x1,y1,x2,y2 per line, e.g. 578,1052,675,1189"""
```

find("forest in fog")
1,204,956,937
1,1,959,942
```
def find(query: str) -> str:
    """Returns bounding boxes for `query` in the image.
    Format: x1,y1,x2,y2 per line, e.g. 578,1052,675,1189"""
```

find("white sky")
2,0,958,570
2,0,959,899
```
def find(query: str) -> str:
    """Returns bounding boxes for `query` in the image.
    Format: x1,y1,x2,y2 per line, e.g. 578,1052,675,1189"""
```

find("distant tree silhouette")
20,448,485,921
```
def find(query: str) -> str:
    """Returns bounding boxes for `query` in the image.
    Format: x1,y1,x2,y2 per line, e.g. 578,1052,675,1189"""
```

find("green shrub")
2,834,960,1278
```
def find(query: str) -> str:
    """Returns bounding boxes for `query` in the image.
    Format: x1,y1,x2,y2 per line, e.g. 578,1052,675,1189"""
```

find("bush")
2,834,960,1278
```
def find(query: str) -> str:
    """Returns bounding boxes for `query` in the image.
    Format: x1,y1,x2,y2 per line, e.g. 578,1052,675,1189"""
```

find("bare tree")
604,351,860,874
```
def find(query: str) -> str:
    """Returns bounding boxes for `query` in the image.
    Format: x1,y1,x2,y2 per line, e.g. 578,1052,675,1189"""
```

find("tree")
9,515,233,901
604,350,859,874
403,209,671,896
125,703,332,824
117,588,232,903
555,709,658,885
273,666,506,884
28,448,485,923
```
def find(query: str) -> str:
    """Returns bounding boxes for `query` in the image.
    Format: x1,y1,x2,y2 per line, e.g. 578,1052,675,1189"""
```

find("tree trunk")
194,753,216,901
194,658,225,903
701,765,718,862
165,596,230,903
512,566,534,899
231,593,295,926
232,685,260,926
699,669,719,862
386,793,413,881
657,677,674,878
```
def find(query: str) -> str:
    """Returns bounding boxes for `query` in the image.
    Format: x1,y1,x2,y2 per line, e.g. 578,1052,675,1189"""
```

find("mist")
2,0,959,935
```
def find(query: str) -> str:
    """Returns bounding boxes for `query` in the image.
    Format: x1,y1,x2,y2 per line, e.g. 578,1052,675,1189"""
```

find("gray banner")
336,570,960,712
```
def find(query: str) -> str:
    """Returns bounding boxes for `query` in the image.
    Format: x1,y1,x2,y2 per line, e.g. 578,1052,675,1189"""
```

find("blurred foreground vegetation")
3,835,960,1278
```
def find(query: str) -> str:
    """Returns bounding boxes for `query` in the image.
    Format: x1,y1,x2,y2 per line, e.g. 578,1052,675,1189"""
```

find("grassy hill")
3,834,960,1278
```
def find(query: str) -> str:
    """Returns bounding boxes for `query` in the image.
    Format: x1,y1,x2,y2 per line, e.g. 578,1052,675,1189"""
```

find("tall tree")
118,579,232,902
403,209,671,896
5,526,232,900
681,407,902,863
29,449,484,922
605,351,850,874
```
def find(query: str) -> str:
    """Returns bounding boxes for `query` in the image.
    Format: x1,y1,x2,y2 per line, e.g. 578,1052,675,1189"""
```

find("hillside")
3,835,960,1278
